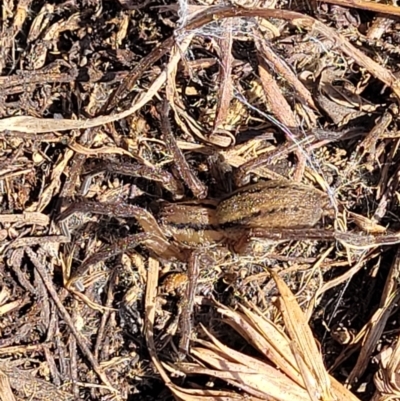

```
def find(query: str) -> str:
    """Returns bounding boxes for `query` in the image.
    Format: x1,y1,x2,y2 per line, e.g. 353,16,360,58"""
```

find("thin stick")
25,247,117,393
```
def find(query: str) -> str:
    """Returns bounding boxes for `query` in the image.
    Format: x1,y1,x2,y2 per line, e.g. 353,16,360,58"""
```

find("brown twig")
25,247,117,393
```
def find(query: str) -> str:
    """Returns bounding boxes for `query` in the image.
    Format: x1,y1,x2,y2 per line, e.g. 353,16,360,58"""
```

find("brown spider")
58,175,400,276
57,103,400,357
58,179,326,276
58,174,400,356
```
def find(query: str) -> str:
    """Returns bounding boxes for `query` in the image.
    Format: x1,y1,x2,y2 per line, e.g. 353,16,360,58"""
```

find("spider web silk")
174,6,340,214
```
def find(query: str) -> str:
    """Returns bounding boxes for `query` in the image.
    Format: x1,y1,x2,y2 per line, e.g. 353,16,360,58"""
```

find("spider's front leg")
58,200,187,286
81,160,185,200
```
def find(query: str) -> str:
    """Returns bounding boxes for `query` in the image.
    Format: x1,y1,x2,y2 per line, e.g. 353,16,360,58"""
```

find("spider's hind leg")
232,227,337,254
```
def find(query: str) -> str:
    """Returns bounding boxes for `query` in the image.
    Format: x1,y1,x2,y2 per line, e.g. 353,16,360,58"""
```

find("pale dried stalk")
0,212,49,226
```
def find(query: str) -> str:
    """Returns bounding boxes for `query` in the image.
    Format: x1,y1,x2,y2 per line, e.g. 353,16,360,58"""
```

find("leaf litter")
1,0,400,400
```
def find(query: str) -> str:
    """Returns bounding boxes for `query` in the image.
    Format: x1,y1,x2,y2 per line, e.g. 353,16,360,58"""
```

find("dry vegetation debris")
2,0,400,400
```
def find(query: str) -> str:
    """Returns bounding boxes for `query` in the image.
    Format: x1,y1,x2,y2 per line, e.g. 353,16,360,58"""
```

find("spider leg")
232,227,336,253
177,250,202,359
58,199,167,240
67,232,186,288
81,160,185,199
58,200,188,287
235,227,400,252
334,231,400,249
250,228,337,241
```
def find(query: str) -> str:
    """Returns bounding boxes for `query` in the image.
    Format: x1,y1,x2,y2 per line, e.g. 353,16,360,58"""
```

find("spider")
58,172,400,356
57,103,400,357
